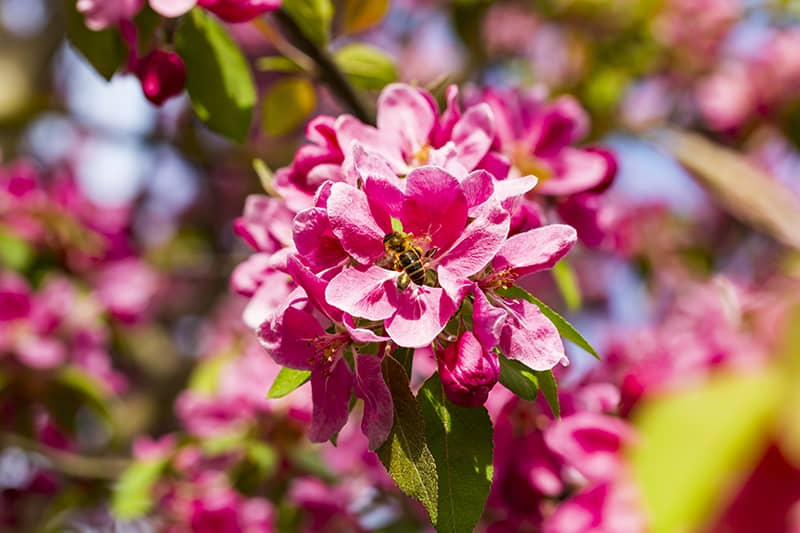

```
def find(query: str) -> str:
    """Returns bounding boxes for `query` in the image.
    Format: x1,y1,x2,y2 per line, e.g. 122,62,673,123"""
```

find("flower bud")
197,0,281,22
136,49,186,106
437,331,499,407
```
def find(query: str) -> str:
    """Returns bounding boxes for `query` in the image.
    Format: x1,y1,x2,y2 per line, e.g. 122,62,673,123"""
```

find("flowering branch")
271,8,372,123
0,433,130,481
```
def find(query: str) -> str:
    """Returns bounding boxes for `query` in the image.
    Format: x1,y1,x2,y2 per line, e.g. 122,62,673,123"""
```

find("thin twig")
251,17,316,74
271,9,372,123
0,433,130,480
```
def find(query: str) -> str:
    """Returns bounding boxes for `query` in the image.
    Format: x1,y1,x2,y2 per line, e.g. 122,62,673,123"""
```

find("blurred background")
1,0,800,531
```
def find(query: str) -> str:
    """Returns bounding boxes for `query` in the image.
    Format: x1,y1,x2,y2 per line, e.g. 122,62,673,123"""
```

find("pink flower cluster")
233,83,618,448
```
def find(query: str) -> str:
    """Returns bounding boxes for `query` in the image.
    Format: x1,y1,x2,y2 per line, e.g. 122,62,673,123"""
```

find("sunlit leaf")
535,369,559,418
111,458,169,519
629,370,783,533
341,0,390,33
334,44,397,90
175,9,256,142
497,354,539,401
255,56,303,73
262,77,317,136
418,373,493,532
552,259,582,311
268,367,312,398
281,0,334,46
0,225,34,272
377,356,438,524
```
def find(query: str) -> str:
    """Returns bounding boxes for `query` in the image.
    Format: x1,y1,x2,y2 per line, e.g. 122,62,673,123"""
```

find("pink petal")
471,284,506,350
293,207,347,271
17,335,66,369
327,183,388,264
377,84,436,156
402,166,468,252
385,286,457,348
258,306,321,370
499,299,567,371
528,96,589,157
494,224,577,278
353,354,393,449
335,116,406,172
494,175,539,203
452,103,494,171
536,148,611,196
437,202,509,301
343,314,389,343
460,170,495,216
242,272,294,329
149,0,196,18
325,265,397,321
308,360,352,443
544,412,636,483
286,255,342,322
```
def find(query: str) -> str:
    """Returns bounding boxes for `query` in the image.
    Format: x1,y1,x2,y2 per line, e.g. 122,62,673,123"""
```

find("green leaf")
268,367,312,398
0,225,34,271
534,369,559,418
552,260,582,311
188,354,233,394
497,354,539,401
281,0,334,46
111,458,169,519
55,366,112,421
262,77,317,136
255,56,304,73
377,357,438,525
200,429,248,455
334,44,397,90
495,286,599,360
175,9,256,142
341,0,390,33
418,373,493,533
63,0,126,80
629,370,782,533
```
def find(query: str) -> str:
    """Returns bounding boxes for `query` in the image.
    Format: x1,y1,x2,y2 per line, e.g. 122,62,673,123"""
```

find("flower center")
511,142,551,181
478,267,518,290
409,143,432,167
307,332,349,371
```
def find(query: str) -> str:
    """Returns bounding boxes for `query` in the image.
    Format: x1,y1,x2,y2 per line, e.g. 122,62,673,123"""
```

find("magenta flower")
438,330,500,407
323,165,510,347
259,257,392,449
149,0,280,20
336,83,500,176
136,49,187,106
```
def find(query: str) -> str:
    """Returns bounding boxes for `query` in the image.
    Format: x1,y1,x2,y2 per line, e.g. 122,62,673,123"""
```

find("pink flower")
479,88,615,196
150,0,280,21
259,257,392,449
136,49,187,106
94,258,160,323
336,83,500,176
437,330,499,407
76,0,144,31
543,480,645,533
323,165,510,347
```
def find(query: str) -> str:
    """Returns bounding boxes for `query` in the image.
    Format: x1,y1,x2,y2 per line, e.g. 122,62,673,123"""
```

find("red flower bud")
136,49,186,106
437,331,499,407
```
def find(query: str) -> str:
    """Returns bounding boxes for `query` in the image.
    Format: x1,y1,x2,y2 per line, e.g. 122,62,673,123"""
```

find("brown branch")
0,433,130,481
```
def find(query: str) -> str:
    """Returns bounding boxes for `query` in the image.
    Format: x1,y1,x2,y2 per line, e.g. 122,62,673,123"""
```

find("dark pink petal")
293,207,347,271
385,286,457,348
335,115,406,171
528,96,589,158
557,193,607,248
352,143,404,191
452,103,494,171
437,331,499,407
0,273,31,321
544,412,635,483
536,148,611,196
437,203,509,301
377,84,436,156
431,84,461,147
258,306,321,370
343,314,389,343
494,224,577,278
308,360,353,443
325,265,397,321
476,150,512,180
471,284,506,350
353,353,393,449
234,195,294,252
197,0,280,23
402,166,468,251
286,255,342,322
499,299,567,371
327,183,388,264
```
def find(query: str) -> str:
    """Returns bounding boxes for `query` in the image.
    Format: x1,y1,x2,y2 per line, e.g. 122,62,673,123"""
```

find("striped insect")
382,232,438,290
